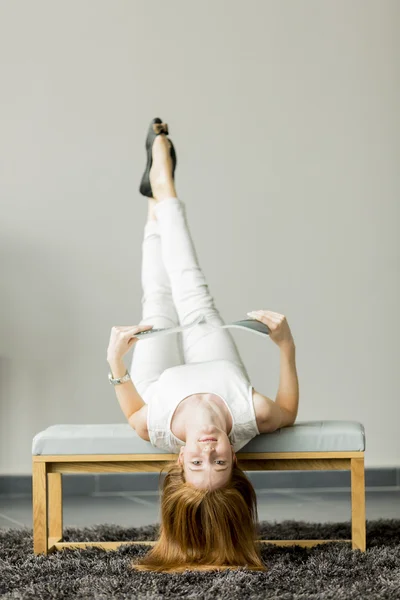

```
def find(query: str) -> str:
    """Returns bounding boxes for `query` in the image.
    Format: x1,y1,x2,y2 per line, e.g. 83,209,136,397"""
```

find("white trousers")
130,196,249,401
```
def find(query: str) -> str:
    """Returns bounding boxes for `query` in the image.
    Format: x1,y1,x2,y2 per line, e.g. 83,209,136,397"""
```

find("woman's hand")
107,324,154,362
247,310,294,349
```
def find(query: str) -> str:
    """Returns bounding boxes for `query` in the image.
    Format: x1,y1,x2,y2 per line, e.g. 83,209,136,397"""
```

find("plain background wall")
0,0,399,474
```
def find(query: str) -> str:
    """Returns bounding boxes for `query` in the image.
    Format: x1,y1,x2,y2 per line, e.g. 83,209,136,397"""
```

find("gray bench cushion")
32,420,365,456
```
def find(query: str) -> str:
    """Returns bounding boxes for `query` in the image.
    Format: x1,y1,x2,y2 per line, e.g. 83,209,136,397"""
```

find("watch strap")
108,368,131,386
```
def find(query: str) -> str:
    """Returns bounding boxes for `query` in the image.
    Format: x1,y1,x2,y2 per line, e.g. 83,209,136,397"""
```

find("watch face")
108,370,129,384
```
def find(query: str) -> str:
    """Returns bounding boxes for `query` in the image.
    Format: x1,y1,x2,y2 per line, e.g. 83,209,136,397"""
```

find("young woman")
106,118,299,572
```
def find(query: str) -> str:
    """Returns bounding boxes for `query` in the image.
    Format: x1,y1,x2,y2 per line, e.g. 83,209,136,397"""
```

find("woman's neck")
170,393,233,441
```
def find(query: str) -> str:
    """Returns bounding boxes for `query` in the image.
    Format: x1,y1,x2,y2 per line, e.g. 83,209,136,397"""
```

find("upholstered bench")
32,419,366,555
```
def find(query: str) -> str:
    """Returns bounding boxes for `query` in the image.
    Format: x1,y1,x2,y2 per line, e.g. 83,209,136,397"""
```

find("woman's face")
178,427,236,489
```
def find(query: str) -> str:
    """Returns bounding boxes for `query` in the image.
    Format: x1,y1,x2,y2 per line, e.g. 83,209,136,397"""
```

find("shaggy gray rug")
1,519,400,599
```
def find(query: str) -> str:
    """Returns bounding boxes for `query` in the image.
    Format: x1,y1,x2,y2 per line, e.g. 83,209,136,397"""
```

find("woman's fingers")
248,310,281,323
114,324,154,334
247,310,287,332
133,324,154,332
252,310,282,318
260,315,280,326
125,326,154,340
107,324,154,359
247,310,294,348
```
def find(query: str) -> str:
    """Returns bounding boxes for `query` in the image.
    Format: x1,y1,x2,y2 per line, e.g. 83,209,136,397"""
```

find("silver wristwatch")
108,368,131,386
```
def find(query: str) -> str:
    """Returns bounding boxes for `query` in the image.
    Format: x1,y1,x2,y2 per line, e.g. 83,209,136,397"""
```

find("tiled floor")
0,488,400,529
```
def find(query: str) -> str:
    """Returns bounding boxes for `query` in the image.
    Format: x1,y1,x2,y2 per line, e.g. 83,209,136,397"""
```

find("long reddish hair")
130,461,266,573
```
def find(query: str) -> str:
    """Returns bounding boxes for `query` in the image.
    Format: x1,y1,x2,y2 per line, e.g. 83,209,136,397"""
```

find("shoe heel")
152,122,169,135
139,118,176,198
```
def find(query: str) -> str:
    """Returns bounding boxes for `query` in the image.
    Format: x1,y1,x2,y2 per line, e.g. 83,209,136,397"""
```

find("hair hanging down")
130,462,266,573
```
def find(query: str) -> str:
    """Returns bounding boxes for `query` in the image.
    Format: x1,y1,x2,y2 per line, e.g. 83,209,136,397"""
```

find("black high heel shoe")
139,117,177,198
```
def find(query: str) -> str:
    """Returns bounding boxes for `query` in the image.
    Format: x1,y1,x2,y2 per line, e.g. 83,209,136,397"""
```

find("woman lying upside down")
106,118,299,572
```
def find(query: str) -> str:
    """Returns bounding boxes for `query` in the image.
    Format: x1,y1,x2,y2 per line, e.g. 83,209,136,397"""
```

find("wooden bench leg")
32,461,48,555
48,472,63,547
351,456,366,551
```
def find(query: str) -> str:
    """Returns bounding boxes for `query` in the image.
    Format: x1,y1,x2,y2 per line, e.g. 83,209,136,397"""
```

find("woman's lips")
199,438,217,442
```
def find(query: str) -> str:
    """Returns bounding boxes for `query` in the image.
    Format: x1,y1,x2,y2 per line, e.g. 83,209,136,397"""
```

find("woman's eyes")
191,460,226,465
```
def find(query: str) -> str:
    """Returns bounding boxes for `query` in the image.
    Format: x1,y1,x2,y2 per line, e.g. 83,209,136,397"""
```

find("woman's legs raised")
150,135,249,376
129,199,184,401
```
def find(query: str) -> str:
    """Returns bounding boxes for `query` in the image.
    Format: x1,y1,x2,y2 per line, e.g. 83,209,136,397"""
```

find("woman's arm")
275,342,299,421
247,310,299,433
253,342,299,433
108,357,145,422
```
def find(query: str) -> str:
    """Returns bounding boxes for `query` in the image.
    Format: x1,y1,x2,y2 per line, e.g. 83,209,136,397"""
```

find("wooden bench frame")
32,450,366,555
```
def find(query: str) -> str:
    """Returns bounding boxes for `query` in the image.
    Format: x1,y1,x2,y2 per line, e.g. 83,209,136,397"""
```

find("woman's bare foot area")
149,134,177,201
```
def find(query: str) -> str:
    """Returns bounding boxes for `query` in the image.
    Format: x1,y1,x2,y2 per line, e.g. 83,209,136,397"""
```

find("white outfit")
146,359,260,453
129,196,259,452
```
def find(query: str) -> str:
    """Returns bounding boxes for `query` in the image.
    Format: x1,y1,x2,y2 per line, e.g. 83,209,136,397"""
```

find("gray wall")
0,0,399,474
